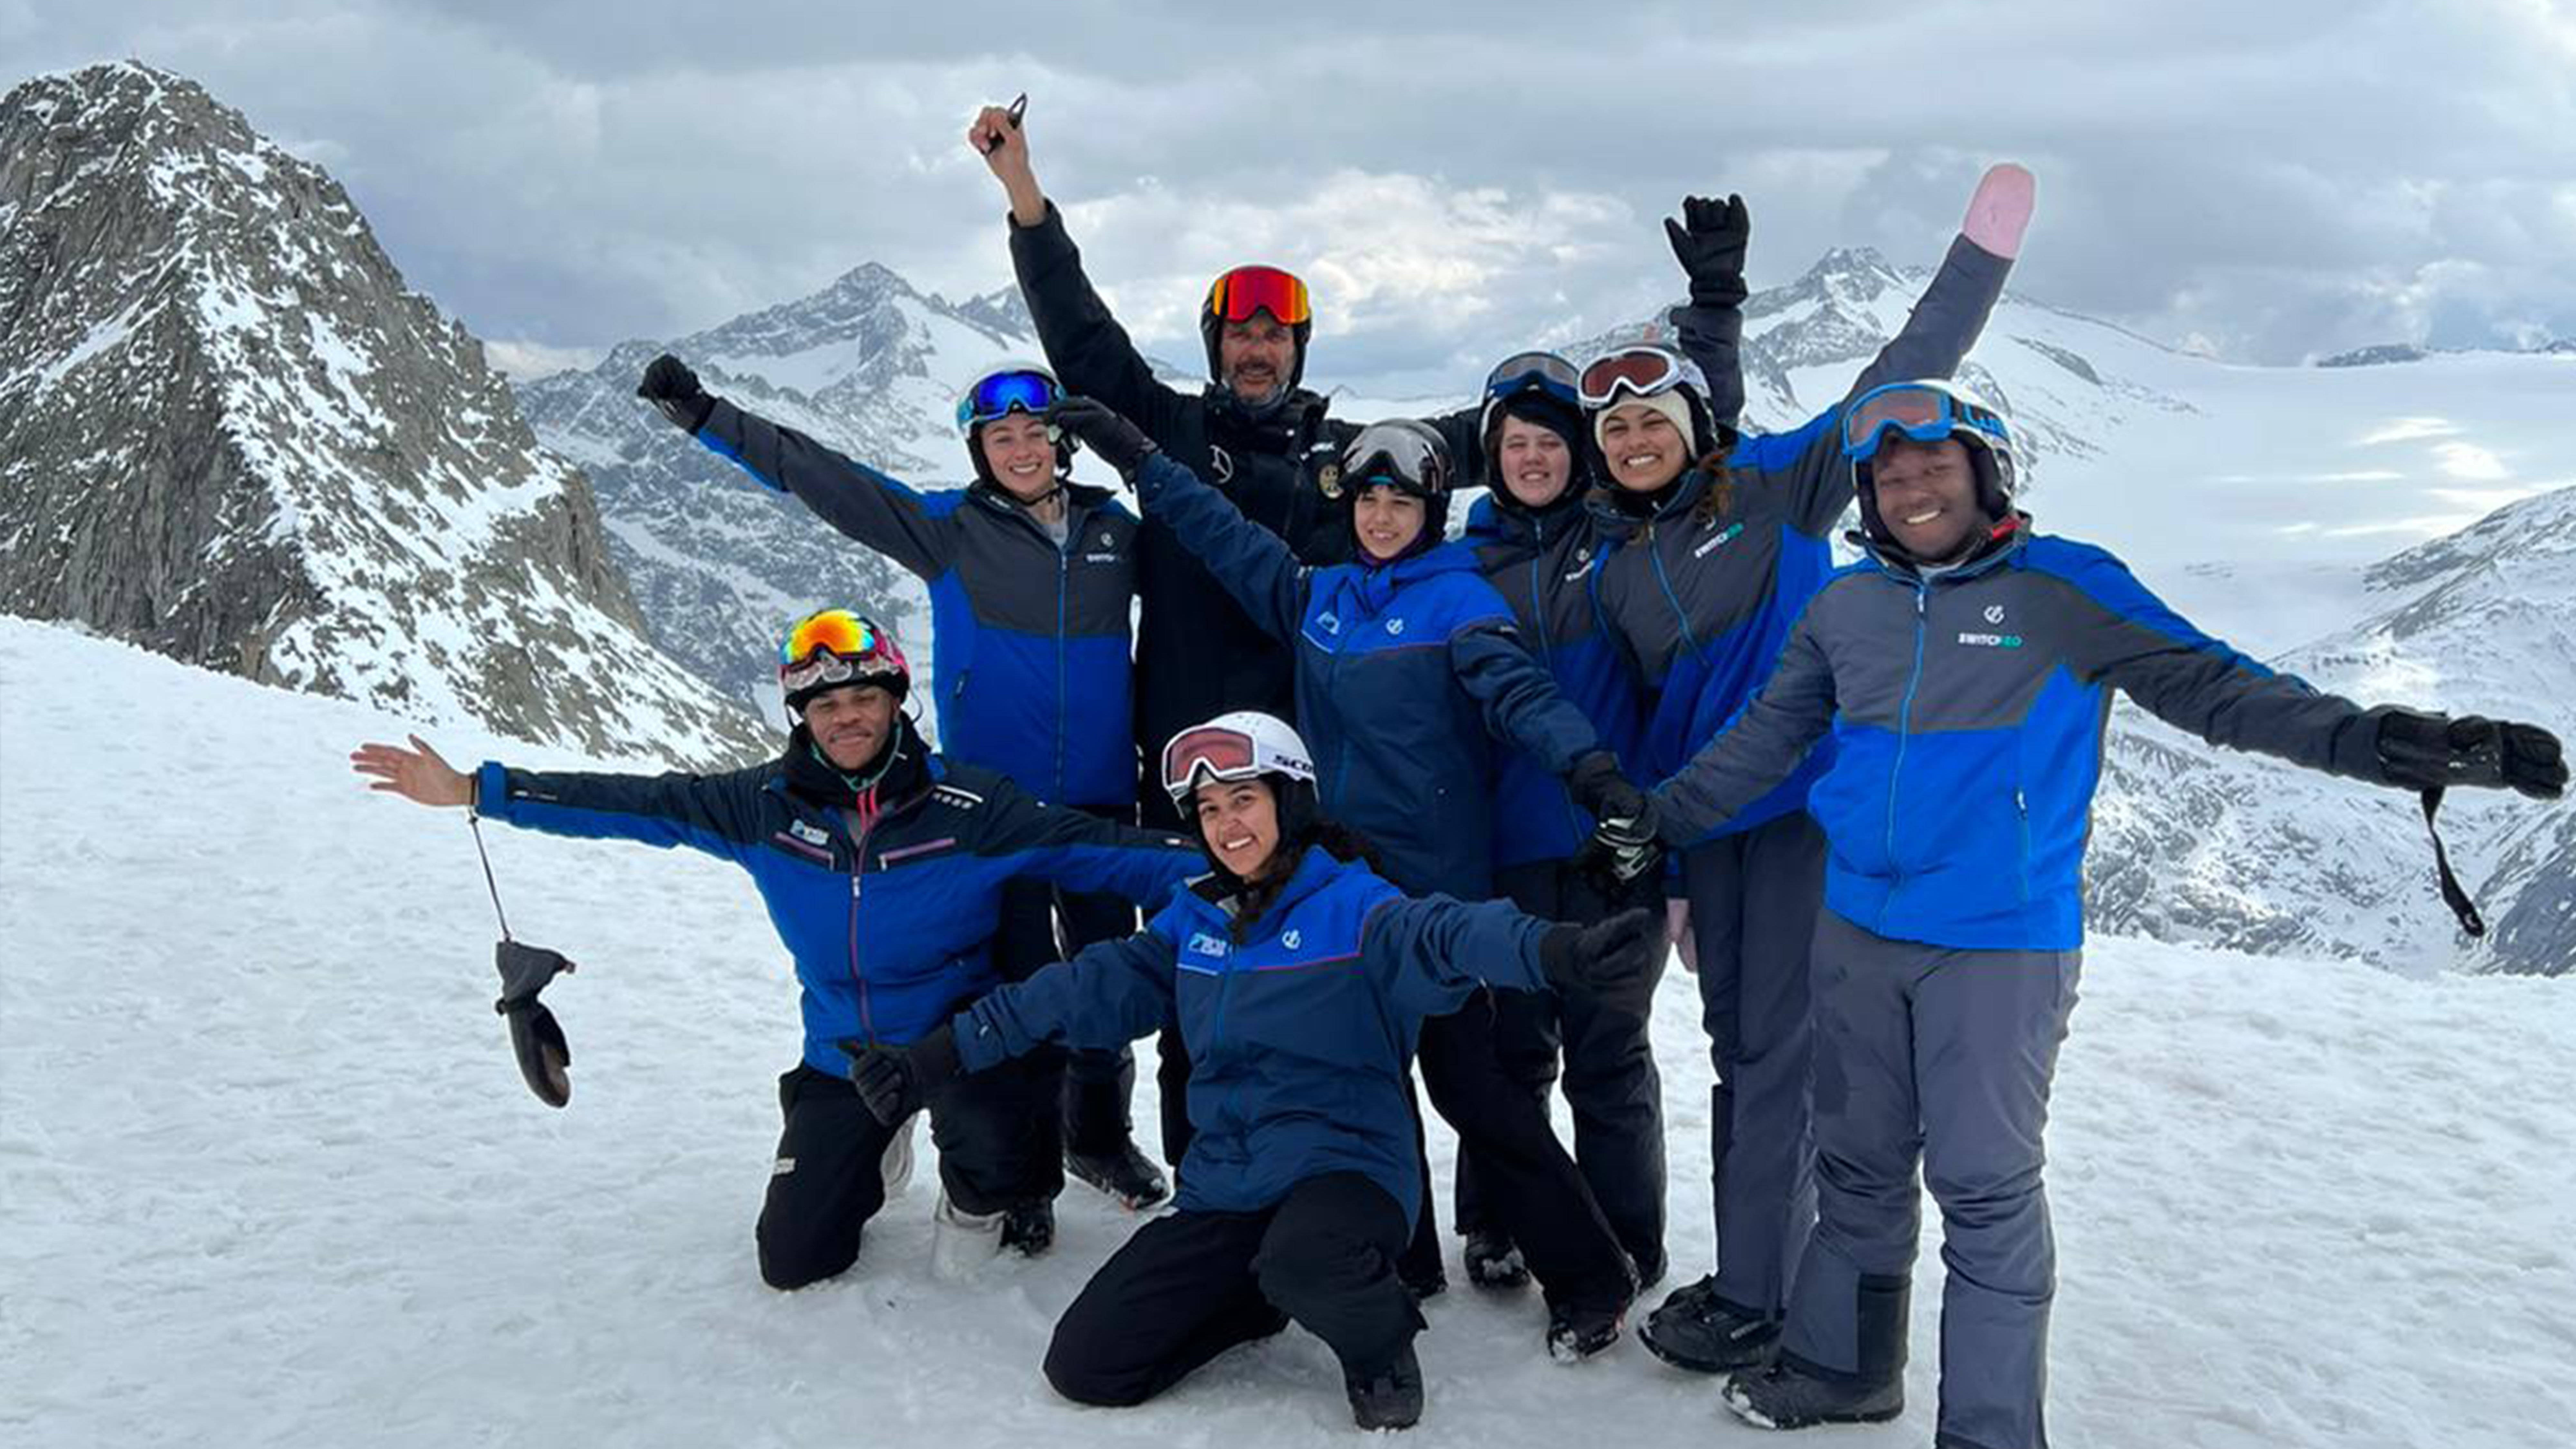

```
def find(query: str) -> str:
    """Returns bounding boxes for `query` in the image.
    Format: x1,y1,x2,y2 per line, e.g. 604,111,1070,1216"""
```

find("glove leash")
468,810,514,942
2419,788,2485,938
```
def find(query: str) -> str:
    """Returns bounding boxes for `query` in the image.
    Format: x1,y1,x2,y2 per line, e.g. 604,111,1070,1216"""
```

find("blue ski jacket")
953,845,1552,1221
1135,451,1608,900
696,397,1140,809
471,727,1200,1073
1592,235,2013,845
1646,526,2400,952
1461,492,1647,869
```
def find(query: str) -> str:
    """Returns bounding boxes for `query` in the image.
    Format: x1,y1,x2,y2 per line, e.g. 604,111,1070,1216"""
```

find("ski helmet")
1578,343,1730,459
1161,711,1323,865
1200,264,1314,389
1478,350,1587,506
778,608,911,715
956,362,1076,487
1841,379,2017,544
1339,419,1457,554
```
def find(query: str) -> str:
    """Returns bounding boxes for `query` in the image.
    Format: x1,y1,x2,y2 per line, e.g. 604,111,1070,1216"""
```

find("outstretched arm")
1361,895,1555,1021
972,771,1206,911
952,928,1180,1067
1648,612,1840,844
673,382,957,581
354,736,760,862
1450,621,1603,773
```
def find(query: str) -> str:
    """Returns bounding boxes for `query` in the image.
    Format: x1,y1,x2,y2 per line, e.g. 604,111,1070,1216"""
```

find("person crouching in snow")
348,609,1202,1289
1583,380,2566,1449
844,712,1664,1432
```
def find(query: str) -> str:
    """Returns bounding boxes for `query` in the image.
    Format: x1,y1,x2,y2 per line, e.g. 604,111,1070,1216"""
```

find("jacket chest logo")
1316,612,1341,635
1187,931,1231,959
1208,444,1236,483
789,820,831,847
1281,929,1302,950
1984,604,2007,625
1691,522,1746,558
1384,617,1406,636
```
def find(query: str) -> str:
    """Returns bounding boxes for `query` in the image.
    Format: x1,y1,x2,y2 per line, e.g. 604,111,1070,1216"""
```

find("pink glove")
1666,899,1699,976
1961,162,2036,260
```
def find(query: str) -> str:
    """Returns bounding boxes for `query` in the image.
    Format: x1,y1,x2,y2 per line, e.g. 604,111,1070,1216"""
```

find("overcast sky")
10,0,2575,393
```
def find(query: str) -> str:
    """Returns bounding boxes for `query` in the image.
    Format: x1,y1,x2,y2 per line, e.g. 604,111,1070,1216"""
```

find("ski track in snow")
5,615,2573,1448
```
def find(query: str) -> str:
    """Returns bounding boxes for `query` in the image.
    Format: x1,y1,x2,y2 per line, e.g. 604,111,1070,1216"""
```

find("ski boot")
1641,1275,1779,1372
1065,1140,1171,1210
1344,1341,1425,1431
1720,1361,1902,1430
1545,1299,1627,1363
930,1190,1004,1278
1462,1229,1531,1291
999,1198,1054,1257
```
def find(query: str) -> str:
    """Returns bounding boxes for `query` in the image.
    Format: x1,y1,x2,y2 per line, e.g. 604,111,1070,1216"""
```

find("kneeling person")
848,712,1661,1431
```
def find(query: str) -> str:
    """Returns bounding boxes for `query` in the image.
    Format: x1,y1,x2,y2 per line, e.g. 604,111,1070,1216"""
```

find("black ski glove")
1566,751,1649,824
1664,193,1751,310
843,1024,964,1126
494,940,577,1108
1539,908,1661,998
636,352,714,435
1046,395,1158,479
2376,710,2567,800
1568,752,1663,886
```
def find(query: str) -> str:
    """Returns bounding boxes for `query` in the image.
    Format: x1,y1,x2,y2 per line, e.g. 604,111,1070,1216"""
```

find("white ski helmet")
1160,711,1316,808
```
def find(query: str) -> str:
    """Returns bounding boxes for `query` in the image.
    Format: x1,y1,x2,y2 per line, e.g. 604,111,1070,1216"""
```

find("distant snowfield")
6,616,2572,1448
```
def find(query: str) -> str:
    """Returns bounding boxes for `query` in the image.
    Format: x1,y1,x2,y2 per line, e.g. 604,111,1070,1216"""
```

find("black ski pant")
1455,859,1669,1280
991,803,1147,1161
1044,1172,1420,1407
755,1053,1057,1291
1403,990,1634,1314
1683,809,1826,1318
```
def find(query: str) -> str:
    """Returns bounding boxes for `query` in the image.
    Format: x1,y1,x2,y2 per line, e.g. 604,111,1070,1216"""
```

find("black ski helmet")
1200,264,1314,390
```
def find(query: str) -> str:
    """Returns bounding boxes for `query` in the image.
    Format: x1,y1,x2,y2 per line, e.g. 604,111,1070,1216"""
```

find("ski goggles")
1340,421,1451,497
1205,265,1312,327
1162,724,1264,800
955,368,1061,432
778,611,905,695
1578,345,1690,408
1841,382,2009,462
1483,350,1581,407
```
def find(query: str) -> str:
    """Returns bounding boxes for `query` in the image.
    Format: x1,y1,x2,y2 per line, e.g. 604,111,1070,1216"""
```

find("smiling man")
1596,380,2568,1449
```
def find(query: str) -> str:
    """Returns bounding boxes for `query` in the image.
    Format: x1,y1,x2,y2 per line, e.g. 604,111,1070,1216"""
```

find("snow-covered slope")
0,63,764,768
6,614,2572,1448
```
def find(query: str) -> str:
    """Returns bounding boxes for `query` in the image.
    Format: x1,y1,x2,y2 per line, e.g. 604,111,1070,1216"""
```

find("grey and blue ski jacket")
1462,491,1647,869
1134,451,1607,900
1593,235,2013,844
1646,525,2396,951
695,398,1140,808
953,845,1552,1222
471,727,1200,1072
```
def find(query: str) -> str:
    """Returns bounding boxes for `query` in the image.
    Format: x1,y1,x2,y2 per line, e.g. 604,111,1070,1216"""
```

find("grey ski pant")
1683,809,1826,1315
1779,909,2081,1449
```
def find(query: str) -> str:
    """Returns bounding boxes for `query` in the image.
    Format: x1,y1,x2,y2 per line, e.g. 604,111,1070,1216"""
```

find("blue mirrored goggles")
1482,350,1580,407
956,369,1061,432
1840,383,2008,462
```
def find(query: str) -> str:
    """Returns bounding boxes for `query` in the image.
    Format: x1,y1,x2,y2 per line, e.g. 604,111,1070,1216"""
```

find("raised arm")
972,105,1189,437
1648,608,1841,844
1665,193,1751,440
1745,165,2028,536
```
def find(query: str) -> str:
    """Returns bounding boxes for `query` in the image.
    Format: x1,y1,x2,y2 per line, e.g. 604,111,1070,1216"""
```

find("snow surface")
6,613,2573,1448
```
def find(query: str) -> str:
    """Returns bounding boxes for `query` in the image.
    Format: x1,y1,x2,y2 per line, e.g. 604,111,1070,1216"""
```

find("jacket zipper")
1055,533,1071,801
1880,581,1931,929
847,812,879,1044
1529,546,1588,846
2014,787,2032,903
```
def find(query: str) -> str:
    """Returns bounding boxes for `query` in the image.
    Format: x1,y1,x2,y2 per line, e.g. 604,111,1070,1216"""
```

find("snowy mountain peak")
0,63,766,768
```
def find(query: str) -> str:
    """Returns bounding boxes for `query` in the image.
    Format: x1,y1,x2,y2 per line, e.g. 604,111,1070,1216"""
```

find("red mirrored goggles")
1161,725,1261,799
1577,346,1688,408
1205,265,1312,327
778,610,907,696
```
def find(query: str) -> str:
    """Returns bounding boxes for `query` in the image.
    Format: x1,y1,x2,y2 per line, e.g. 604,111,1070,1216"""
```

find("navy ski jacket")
695,397,1139,808
1462,492,1647,869
1647,526,2399,952
1593,235,2013,844
471,733,1200,1073
952,845,1552,1221
1135,451,1607,900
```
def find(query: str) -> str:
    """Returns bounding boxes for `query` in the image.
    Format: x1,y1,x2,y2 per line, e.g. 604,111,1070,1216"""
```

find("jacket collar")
1465,489,1587,550
1849,512,2031,584
1188,845,1351,933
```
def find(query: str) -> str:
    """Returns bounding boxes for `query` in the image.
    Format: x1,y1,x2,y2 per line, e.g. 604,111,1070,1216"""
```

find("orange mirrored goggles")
777,610,908,696
1205,265,1312,327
